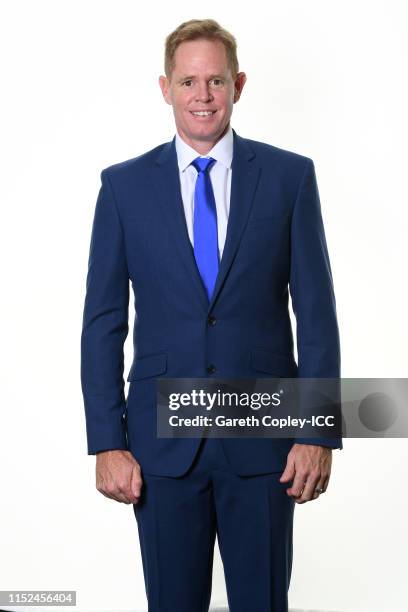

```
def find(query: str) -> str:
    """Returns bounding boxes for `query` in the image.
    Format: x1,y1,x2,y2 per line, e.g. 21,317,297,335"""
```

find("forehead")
172,38,229,75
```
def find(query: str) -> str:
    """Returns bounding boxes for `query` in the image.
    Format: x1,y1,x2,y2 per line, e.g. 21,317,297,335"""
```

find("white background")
1,1,407,611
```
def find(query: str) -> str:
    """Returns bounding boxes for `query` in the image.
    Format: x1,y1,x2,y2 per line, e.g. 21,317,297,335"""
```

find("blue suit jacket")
80,128,342,476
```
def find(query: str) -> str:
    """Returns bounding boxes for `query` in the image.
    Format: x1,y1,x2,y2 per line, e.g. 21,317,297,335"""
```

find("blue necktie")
190,156,219,300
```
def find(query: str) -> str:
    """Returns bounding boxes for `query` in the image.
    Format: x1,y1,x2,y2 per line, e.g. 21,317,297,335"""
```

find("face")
159,38,246,153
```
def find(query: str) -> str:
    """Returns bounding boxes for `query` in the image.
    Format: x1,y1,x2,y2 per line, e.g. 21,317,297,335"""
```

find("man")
81,18,342,612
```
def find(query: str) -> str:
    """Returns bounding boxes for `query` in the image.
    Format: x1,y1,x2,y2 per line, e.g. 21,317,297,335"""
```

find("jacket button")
206,364,216,374
207,315,217,326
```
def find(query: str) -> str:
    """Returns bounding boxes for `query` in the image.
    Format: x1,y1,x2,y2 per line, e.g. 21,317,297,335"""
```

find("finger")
320,472,331,494
131,466,143,499
311,472,330,499
310,478,326,501
99,486,133,504
294,473,318,504
97,480,132,504
97,473,139,504
116,481,140,504
279,458,295,483
106,467,135,503
286,471,307,498
305,470,330,502
116,472,142,504
96,465,140,504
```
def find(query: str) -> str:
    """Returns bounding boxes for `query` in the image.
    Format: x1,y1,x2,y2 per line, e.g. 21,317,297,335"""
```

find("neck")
177,123,230,155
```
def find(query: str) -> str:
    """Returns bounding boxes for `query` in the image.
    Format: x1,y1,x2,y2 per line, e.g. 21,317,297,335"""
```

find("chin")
185,129,214,140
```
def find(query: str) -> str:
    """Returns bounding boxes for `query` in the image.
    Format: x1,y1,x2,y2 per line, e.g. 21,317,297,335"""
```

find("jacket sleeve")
289,158,342,450
80,169,129,454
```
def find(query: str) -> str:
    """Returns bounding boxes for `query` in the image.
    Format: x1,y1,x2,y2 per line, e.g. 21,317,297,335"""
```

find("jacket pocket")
250,348,297,376
126,352,167,381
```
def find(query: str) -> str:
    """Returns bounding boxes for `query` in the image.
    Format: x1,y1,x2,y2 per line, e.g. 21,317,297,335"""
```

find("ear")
233,72,247,103
159,75,172,105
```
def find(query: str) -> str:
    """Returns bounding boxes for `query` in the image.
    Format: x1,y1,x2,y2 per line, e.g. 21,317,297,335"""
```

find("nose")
195,81,213,103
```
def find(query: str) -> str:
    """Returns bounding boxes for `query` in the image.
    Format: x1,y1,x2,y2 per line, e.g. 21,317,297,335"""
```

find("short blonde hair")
164,19,239,80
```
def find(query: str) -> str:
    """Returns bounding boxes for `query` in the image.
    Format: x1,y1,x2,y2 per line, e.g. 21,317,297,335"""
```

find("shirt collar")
175,124,233,172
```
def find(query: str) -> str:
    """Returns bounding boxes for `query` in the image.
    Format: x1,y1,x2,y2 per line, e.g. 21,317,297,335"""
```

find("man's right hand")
95,449,143,505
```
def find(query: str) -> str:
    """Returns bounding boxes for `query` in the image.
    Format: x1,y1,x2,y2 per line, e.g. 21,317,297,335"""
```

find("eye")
211,78,224,87
182,80,193,87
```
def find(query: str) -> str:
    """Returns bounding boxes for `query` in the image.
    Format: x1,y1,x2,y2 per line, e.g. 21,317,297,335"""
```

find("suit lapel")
150,137,210,311
208,129,261,311
150,128,261,313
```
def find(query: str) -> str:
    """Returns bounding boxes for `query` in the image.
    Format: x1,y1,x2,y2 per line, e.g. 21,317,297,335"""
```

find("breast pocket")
245,212,290,232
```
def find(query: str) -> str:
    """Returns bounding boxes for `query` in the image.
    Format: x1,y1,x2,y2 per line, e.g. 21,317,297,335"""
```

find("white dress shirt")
175,124,233,260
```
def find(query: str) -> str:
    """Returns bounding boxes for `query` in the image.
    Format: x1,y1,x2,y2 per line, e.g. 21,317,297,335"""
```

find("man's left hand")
279,444,332,504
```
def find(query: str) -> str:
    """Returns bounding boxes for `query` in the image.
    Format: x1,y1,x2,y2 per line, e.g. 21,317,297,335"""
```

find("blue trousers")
133,437,295,611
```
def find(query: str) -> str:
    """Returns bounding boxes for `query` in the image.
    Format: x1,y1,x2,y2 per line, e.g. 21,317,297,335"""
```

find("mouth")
189,110,217,118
